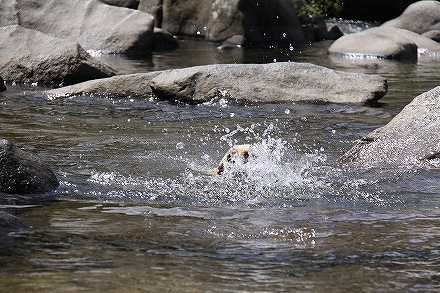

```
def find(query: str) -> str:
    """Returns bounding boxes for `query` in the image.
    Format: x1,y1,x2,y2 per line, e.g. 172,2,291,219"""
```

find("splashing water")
64,122,333,207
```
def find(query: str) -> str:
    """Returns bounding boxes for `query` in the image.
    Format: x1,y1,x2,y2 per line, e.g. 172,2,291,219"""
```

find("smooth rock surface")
48,63,388,104
382,1,440,35
149,62,387,104
47,72,161,98
0,25,116,85
328,27,440,59
0,0,154,54
0,139,59,195
341,86,440,167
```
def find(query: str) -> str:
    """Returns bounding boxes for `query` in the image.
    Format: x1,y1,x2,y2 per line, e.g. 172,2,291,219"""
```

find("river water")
1,34,439,292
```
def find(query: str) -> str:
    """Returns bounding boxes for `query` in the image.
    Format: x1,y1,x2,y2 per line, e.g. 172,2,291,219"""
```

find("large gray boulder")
0,139,59,195
0,25,116,86
382,1,440,35
341,86,440,167
0,0,154,54
139,0,305,47
328,27,440,59
48,62,388,104
149,63,387,104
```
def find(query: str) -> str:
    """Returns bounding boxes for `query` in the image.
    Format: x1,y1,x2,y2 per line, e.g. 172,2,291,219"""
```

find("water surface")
1,35,439,292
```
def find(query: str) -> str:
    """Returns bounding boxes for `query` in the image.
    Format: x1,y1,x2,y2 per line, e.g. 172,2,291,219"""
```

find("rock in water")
149,62,387,104
48,62,388,104
0,211,30,236
341,86,440,167
0,25,116,86
0,139,59,195
328,27,440,59
0,0,154,54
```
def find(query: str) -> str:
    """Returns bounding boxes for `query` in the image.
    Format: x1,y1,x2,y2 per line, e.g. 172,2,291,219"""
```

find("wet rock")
99,0,139,9
341,86,440,167
0,25,116,86
47,72,161,98
149,62,387,104
47,62,387,104
382,1,440,35
0,139,59,195
0,77,6,92
0,0,154,54
153,28,179,50
0,211,30,238
328,27,440,59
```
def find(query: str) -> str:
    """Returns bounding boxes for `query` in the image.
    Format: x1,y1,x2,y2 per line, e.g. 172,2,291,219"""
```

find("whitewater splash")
58,122,386,207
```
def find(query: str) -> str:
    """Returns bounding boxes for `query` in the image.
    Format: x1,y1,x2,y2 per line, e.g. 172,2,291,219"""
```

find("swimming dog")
189,144,252,175
216,144,251,175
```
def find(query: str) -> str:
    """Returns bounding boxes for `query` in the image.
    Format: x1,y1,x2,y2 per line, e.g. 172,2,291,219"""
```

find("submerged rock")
0,211,30,237
49,62,388,104
328,27,440,59
0,25,116,86
341,86,440,167
0,139,59,195
382,1,440,35
0,0,154,54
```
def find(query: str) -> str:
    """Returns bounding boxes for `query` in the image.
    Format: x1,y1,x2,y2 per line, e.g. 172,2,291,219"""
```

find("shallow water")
1,37,440,292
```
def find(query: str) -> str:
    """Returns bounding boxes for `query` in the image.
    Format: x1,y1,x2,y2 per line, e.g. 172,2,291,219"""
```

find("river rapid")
1,34,439,292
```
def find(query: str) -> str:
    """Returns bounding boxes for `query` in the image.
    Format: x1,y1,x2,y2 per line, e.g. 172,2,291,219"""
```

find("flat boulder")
382,1,440,35
341,86,440,167
149,62,387,104
47,62,387,104
0,25,116,86
0,139,59,195
0,0,154,54
328,27,440,59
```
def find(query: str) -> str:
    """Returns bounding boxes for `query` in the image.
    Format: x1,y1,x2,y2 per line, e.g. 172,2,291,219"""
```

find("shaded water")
1,37,440,292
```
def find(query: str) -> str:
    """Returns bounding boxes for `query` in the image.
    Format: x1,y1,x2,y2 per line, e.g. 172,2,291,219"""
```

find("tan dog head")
217,144,252,175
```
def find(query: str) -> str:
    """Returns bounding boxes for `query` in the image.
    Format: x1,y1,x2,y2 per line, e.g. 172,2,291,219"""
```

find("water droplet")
176,142,184,149
273,58,277,62
283,32,286,38
284,109,290,114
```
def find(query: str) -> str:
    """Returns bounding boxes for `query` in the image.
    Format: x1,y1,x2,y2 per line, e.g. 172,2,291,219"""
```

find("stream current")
1,33,439,291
